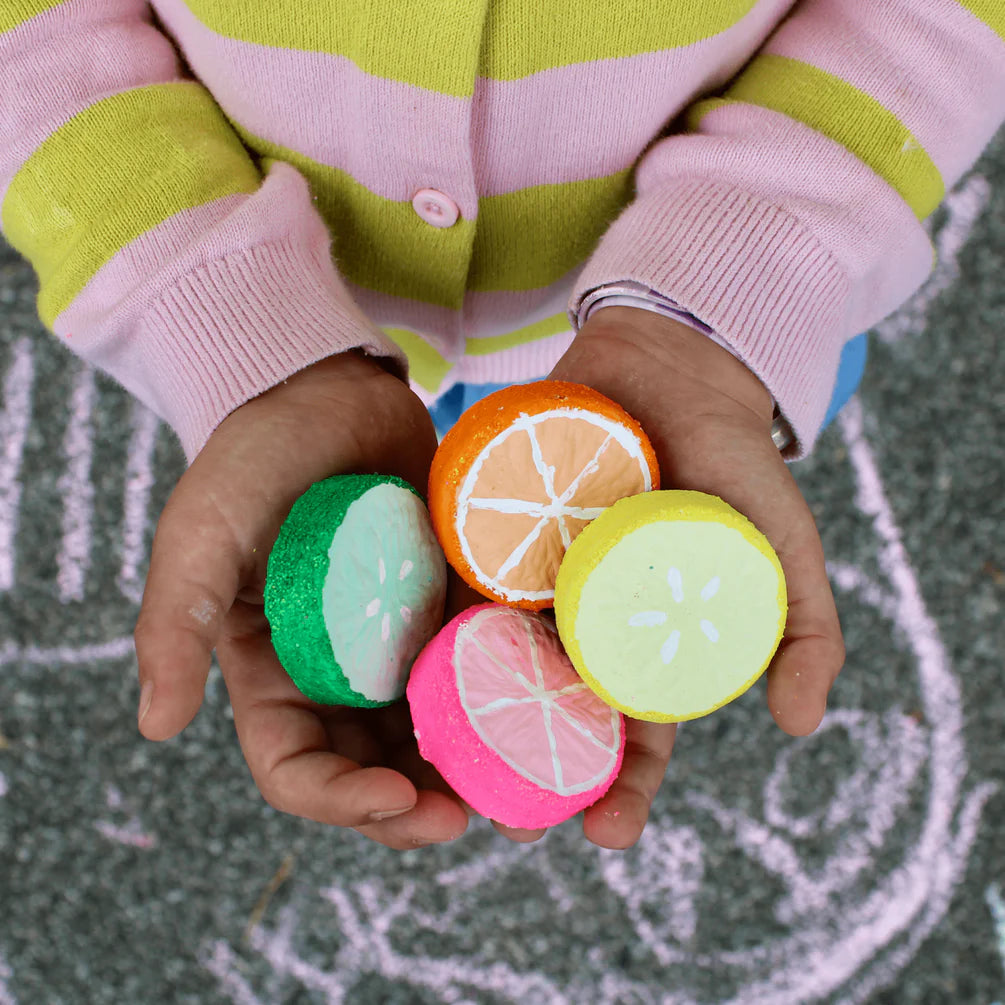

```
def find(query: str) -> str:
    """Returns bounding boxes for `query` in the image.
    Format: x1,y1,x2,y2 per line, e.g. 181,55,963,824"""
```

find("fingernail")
138,680,154,726
368,806,413,822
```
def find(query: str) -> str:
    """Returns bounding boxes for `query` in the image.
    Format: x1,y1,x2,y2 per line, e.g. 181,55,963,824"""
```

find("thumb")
133,480,247,741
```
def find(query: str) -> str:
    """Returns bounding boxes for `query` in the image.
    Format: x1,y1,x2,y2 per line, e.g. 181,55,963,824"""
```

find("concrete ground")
1,133,1003,1004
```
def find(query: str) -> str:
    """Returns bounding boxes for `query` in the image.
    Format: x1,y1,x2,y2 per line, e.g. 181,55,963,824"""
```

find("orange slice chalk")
428,381,659,609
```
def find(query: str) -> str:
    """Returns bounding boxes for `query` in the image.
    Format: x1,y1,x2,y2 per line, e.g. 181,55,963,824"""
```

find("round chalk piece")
265,474,447,707
428,381,659,610
407,603,626,829
554,490,787,723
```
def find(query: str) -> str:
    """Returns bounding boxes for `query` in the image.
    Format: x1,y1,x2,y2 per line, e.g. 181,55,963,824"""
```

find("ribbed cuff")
137,233,407,462
569,178,850,459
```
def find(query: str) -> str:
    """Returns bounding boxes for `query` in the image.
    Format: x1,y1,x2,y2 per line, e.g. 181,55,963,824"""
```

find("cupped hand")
505,306,844,851
133,351,471,848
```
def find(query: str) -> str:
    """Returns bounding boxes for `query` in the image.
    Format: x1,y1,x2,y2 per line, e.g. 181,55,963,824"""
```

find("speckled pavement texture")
1,132,1003,1005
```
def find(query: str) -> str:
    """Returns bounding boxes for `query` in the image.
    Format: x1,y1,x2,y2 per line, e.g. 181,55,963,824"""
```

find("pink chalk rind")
407,603,625,829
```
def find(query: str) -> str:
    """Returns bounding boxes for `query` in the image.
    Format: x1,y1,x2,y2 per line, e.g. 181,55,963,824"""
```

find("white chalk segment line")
56,364,96,603
0,338,35,593
117,403,160,605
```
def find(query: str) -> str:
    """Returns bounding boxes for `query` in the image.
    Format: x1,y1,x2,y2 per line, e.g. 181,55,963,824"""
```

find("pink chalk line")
874,173,990,344
826,560,898,621
0,772,7,798
201,942,266,1005
94,785,157,850
93,821,157,850
117,403,160,606
56,364,97,604
600,822,704,952
433,824,577,913
703,398,995,1003
0,338,34,593
876,172,992,345
0,636,135,669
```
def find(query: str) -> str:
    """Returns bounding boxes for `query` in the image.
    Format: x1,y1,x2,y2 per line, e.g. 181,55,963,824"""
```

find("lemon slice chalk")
554,490,787,722
265,474,447,707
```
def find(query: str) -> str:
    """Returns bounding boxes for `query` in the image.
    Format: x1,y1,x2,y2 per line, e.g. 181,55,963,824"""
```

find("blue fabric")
821,332,869,431
428,333,869,438
428,381,516,437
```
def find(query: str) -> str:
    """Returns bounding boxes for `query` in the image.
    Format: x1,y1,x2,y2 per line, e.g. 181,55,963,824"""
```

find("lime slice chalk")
265,474,447,707
554,491,787,723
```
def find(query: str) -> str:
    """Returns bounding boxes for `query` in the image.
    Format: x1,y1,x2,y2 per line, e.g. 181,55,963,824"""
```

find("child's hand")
133,351,471,848
538,306,845,849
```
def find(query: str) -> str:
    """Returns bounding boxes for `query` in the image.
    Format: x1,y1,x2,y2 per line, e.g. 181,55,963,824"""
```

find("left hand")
489,306,844,850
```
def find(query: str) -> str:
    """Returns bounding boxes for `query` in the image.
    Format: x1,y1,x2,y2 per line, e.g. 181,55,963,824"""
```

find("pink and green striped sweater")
1,1,1003,460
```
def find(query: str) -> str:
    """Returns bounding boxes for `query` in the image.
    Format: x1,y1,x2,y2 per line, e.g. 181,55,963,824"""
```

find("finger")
354,790,470,850
235,692,419,826
492,821,548,843
738,461,845,735
219,621,419,826
226,606,407,769
661,435,845,737
583,720,677,849
133,484,246,741
765,586,846,736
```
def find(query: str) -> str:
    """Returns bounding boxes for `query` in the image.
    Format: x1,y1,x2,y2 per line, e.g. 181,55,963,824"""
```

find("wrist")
208,348,433,476
560,306,775,433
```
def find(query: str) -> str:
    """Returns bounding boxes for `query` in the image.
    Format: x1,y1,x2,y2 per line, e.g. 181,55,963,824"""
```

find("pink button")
412,188,459,228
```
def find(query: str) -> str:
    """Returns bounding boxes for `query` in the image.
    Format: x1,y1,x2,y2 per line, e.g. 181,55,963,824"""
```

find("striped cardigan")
1,1,1003,460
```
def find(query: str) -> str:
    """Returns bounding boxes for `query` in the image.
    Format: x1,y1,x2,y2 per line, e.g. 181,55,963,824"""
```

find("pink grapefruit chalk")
407,603,625,829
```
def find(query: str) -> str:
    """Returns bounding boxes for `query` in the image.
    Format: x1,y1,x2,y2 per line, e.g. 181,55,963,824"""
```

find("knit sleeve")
569,1,1005,458
0,0,406,462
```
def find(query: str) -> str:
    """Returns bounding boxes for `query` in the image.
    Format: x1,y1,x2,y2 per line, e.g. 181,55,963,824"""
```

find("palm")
217,597,471,849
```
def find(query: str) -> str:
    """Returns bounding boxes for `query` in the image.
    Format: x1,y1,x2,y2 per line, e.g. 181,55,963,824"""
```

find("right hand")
133,350,473,848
